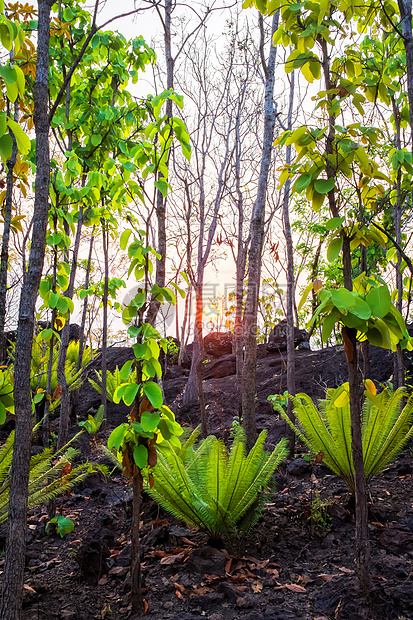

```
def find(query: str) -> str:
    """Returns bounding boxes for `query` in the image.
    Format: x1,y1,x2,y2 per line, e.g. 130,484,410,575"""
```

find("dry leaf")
255,559,270,570
154,550,167,558
275,583,307,593
98,575,108,585
318,573,340,582
160,552,185,565
143,599,149,615
313,279,323,292
181,537,196,547
266,568,280,578
251,581,263,593
235,585,247,592
310,474,318,484
175,590,183,600
338,567,354,574
23,584,36,593
192,586,213,595
109,566,126,575
174,582,185,593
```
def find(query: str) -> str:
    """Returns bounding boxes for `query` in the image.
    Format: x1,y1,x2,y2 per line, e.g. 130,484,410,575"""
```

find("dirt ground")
2,342,413,620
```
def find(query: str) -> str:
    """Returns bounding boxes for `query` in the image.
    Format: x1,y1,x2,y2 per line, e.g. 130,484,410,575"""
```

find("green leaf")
0,401,6,425
7,119,30,155
331,288,356,314
322,309,338,343
120,360,134,381
40,328,53,341
91,134,101,146
133,444,148,469
314,177,335,194
49,292,60,309
0,133,13,161
327,236,343,262
120,228,132,250
351,296,371,320
325,216,345,231
143,381,163,408
294,172,312,193
141,410,160,432
46,516,74,538
108,423,128,450
366,286,391,319
122,383,139,406
0,112,6,139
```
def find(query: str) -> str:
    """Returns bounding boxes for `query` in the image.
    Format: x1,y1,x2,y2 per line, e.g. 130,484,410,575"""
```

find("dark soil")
3,342,413,620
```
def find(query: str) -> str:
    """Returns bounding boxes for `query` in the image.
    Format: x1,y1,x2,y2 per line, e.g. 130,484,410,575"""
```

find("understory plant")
89,366,137,402
270,385,413,493
0,414,105,524
144,426,288,542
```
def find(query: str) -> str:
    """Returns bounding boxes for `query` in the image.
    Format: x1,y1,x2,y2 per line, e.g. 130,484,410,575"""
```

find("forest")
0,0,413,618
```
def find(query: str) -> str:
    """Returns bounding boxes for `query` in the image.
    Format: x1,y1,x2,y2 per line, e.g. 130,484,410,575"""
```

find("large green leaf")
366,286,391,318
314,177,335,194
327,236,343,262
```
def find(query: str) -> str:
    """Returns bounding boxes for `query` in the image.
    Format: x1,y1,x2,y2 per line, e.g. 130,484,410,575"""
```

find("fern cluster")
0,429,103,524
274,386,413,493
143,427,288,541
89,366,137,402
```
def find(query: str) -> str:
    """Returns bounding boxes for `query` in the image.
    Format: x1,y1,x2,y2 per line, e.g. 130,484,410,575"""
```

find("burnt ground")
2,342,413,620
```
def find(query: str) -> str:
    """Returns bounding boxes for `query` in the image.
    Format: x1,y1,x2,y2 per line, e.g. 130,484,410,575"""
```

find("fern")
275,386,413,494
89,367,137,402
142,427,288,542
0,427,100,525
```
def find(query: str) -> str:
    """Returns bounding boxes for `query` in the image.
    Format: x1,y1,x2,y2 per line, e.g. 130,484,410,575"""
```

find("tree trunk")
145,0,173,326
57,207,84,449
0,3,54,618
0,100,18,363
101,221,109,423
77,226,95,370
342,234,370,596
283,69,296,456
242,12,279,450
131,473,143,615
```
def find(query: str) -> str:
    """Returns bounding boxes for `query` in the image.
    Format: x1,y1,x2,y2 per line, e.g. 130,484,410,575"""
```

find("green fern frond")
144,429,288,542
275,385,413,493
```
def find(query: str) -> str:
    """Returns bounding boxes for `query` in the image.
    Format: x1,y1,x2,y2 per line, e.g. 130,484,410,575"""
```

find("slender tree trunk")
242,12,279,450
145,0,173,326
77,226,95,371
0,3,54,618
342,234,370,597
57,207,84,449
42,244,58,446
391,96,404,388
101,221,109,423
0,100,18,363
283,69,296,455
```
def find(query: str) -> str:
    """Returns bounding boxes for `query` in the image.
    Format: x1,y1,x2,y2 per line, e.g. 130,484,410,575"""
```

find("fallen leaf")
310,474,318,484
235,585,247,592
143,599,149,614
251,580,263,593
160,552,185,565
154,550,167,558
175,590,183,600
255,559,270,570
23,584,36,593
174,582,185,593
225,558,232,573
204,573,221,581
338,567,354,574
181,537,196,546
244,569,258,579
98,575,108,585
192,586,213,595
275,583,307,593
266,568,280,578
371,522,384,530
109,566,126,575
318,573,340,582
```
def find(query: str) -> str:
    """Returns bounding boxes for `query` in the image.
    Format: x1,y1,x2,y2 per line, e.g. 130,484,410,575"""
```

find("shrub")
143,427,288,541
269,385,413,493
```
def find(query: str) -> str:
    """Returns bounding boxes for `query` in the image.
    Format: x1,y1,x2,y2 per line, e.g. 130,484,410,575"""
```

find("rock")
380,524,413,554
184,546,226,575
204,332,233,357
267,320,309,353
265,419,290,446
202,354,236,380
287,457,311,477
216,581,241,602
236,595,254,609
141,525,170,547
75,528,114,585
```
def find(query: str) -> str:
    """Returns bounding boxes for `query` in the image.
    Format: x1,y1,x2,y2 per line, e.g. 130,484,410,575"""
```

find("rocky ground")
1,340,413,620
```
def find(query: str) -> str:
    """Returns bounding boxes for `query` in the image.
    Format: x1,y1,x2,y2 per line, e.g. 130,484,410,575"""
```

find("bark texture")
0,2,54,618
241,12,278,450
